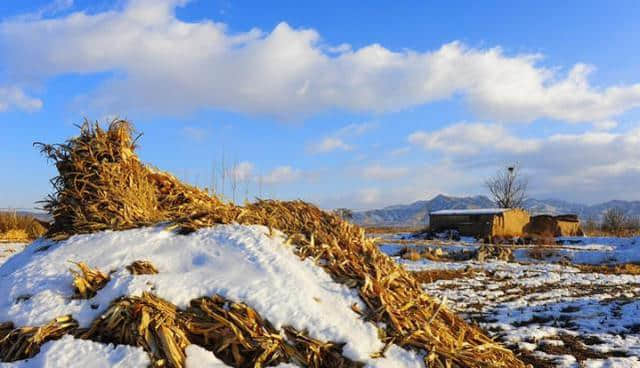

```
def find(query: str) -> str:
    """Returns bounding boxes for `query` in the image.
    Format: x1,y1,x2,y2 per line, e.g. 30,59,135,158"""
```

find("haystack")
0,120,527,367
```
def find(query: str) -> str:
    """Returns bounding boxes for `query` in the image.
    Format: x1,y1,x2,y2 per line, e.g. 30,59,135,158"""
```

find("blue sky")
1,0,639,210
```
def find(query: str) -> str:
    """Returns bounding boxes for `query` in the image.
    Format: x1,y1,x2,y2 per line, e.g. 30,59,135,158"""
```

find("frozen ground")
382,236,640,367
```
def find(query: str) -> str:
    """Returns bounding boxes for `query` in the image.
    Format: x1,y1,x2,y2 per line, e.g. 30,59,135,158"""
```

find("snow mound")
0,224,422,367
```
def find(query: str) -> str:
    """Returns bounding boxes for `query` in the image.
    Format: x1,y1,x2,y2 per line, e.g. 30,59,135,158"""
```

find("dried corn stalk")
127,260,159,275
69,262,110,299
79,292,189,367
184,296,363,368
0,316,77,362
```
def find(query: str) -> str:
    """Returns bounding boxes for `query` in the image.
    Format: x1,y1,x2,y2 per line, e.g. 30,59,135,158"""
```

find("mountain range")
351,194,640,227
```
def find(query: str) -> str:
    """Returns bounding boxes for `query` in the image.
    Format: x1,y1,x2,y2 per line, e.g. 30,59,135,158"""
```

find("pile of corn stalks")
0,316,78,362
1,292,361,367
7,120,528,367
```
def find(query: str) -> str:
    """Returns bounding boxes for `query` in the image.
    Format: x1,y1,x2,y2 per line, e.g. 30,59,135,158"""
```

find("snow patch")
0,335,149,367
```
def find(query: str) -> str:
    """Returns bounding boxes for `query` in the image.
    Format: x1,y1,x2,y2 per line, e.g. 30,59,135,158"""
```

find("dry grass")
575,263,640,275
398,246,453,262
411,268,483,284
398,244,512,263
6,119,527,368
523,231,557,246
583,229,640,237
0,212,46,242
363,226,421,234
526,246,559,261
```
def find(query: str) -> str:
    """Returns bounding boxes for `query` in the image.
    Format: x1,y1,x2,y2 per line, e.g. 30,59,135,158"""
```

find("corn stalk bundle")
0,316,78,362
28,120,526,367
79,292,190,367
0,292,361,367
78,293,361,368
184,296,362,368
34,120,238,240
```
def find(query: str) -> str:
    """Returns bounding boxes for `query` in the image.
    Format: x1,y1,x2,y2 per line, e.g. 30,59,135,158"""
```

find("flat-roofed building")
429,208,531,238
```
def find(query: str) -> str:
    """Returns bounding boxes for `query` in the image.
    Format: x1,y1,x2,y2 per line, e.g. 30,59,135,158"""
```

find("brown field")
362,225,422,234
0,212,47,242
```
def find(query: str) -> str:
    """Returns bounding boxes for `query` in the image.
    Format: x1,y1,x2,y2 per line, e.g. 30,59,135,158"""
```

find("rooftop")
430,208,509,216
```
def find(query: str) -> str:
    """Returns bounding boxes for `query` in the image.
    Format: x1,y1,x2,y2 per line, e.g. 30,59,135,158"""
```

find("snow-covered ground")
382,236,640,367
381,235,640,265
0,243,25,267
0,225,423,367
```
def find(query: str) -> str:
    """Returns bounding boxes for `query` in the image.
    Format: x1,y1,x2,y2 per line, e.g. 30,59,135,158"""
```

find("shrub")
0,212,47,241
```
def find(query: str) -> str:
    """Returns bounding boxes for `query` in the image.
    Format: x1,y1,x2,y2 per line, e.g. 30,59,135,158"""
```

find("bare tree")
583,216,599,234
485,166,528,208
220,153,226,200
243,176,250,204
231,159,238,204
602,207,627,233
257,174,264,198
625,215,640,231
333,208,354,221
210,159,217,196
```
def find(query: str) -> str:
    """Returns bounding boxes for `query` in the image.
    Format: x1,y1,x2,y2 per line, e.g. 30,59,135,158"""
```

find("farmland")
379,233,640,367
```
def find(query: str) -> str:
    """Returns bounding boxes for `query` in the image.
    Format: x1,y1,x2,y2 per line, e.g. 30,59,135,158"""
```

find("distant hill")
0,210,51,223
351,194,640,227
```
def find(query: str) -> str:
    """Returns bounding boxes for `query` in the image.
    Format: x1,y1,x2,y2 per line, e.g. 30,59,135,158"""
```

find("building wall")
525,215,584,237
556,220,583,236
430,214,494,237
491,209,530,237
430,210,582,238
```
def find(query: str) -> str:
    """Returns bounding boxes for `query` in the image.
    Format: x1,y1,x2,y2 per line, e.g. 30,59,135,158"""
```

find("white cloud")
2,0,639,121
409,123,640,203
408,122,541,154
335,122,378,137
361,164,409,180
357,188,381,205
181,126,208,142
309,137,352,154
0,85,42,112
592,120,618,131
389,146,411,157
309,122,376,154
231,161,253,181
263,166,300,184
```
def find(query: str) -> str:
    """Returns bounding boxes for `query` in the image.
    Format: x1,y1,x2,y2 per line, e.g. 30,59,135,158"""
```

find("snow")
184,346,298,368
583,358,640,368
184,345,229,368
388,239,640,367
430,208,508,215
0,225,422,367
0,243,25,267
0,335,149,367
